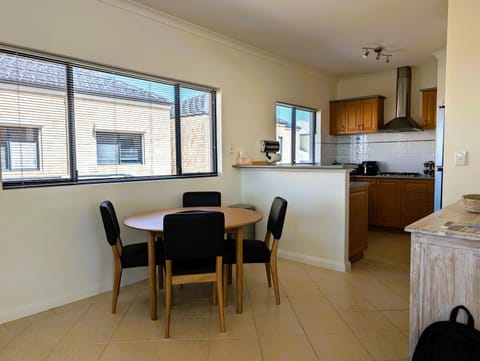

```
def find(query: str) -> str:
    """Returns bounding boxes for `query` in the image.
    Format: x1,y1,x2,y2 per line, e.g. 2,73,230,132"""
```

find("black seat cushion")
121,242,163,268
223,238,271,264
171,259,217,276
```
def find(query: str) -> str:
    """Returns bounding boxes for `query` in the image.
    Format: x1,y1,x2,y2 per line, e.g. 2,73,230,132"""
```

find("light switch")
455,151,467,166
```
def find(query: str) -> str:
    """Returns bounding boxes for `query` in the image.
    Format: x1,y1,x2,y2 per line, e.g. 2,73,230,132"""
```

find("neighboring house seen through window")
96,132,143,165
275,102,316,164
0,48,217,188
0,126,39,171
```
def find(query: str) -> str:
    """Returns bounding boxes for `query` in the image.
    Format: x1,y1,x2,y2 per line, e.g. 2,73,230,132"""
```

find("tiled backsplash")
320,130,436,173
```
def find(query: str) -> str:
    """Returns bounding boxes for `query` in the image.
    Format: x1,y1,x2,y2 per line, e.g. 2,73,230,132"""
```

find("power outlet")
455,151,467,166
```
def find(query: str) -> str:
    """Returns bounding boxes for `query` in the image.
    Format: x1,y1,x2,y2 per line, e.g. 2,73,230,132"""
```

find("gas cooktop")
378,172,422,177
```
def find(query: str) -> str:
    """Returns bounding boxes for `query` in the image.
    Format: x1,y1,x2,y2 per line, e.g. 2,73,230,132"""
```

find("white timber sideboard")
405,200,480,360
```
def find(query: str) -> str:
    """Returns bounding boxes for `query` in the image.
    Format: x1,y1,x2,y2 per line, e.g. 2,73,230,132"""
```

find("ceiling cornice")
99,0,333,81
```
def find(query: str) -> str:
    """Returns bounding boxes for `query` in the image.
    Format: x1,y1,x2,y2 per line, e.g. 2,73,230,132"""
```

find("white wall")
443,0,480,206
238,167,351,272
0,0,334,323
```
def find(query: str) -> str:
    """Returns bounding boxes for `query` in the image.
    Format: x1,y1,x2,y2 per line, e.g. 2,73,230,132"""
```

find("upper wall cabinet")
329,95,385,135
420,88,437,129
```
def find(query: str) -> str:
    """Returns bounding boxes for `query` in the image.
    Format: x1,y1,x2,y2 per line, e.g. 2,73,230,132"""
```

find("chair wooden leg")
264,263,272,287
222,264,228,306
212,282,218,305
270,260,281,305
111,267,122,314
216,257,225,332
165,261,172,338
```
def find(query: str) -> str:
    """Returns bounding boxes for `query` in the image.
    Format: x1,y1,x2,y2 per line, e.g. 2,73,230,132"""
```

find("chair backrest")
163,211,225,261
99,200,121,246
267,196,288,240
182,191,221,207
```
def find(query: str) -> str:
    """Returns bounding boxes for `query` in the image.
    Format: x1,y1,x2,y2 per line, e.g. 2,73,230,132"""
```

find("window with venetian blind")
0,48,217,188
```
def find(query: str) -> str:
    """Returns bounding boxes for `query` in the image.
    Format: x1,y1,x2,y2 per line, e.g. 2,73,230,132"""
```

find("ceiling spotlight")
361,46,392,64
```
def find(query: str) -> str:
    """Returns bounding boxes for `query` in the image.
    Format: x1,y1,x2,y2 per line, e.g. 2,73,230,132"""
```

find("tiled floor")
0,230,411,361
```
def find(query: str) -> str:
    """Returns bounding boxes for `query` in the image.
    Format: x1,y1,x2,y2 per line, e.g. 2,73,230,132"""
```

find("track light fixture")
362,46,392,63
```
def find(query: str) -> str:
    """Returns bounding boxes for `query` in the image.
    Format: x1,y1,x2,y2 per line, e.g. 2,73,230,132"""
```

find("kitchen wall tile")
323,131,435,171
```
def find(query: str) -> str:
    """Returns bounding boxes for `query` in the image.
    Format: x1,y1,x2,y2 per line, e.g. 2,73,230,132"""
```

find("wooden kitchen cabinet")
330,101,346,134
401,180,434,227
375,179,403,227
350,177,434,229
329,95,385,135
349,184,369,262
421,88,437,129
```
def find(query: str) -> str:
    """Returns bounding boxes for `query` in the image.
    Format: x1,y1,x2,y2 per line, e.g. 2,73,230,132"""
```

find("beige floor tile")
0,323,26,348
168,317,211,339
111,319,163,342
355,330,408,361
308,332,373,361
123,301,159,320
167,299,213,319
339,311,397,333
8,321,74,348
49,302,91,323
381,310,409,331
99,341,159,361
280,272,322,297
362,291,409,311
0,346,52,361
61,320,119,344
210,314,256,337
79,302,127,321
208,338,263,361
254,313,305,336
325,291,376,312
250,298,295,316
2,230,411,361
289,295,335,314
296,309,350,334
156,339,209,361
45,343,106,361
259,335,318,361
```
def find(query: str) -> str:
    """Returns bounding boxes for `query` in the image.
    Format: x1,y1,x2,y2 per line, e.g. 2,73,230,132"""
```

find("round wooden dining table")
124,206,262,320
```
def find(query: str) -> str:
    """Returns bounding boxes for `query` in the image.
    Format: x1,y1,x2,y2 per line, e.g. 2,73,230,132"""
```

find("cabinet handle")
362,124,364,130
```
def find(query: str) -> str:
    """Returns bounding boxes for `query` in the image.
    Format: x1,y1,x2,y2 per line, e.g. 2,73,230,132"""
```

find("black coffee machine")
359,161,379,175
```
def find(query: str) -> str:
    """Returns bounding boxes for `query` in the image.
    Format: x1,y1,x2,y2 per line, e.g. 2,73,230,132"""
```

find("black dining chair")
182,191,221,207
162,211,226,338
223,196,288,305
99,200,164,313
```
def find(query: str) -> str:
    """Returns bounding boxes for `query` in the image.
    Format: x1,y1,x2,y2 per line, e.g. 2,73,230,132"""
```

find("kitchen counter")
406,200,480,359
351,174,434,180
233,164,356,170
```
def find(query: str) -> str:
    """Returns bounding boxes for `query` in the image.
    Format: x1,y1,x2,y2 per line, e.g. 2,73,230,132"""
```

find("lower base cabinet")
349,184,368,262
351,177,434,229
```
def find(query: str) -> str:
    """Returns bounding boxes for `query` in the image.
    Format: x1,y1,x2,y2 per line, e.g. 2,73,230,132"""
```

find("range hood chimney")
380,66,422,132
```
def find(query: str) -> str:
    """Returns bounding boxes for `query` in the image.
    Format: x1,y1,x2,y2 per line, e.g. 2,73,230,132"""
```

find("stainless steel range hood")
380,66,422,132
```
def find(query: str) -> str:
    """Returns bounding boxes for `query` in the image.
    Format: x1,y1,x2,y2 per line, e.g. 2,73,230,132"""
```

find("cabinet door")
375,179,402,227
361,97,380,132
421,89,437,129
330,102,346,134
346,100,362,133
349,186,369,262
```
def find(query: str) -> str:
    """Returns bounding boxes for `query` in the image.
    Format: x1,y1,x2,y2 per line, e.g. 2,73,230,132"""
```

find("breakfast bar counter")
405,200,480,359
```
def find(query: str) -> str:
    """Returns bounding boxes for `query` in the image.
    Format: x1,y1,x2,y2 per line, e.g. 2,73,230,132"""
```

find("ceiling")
132,0,448,77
